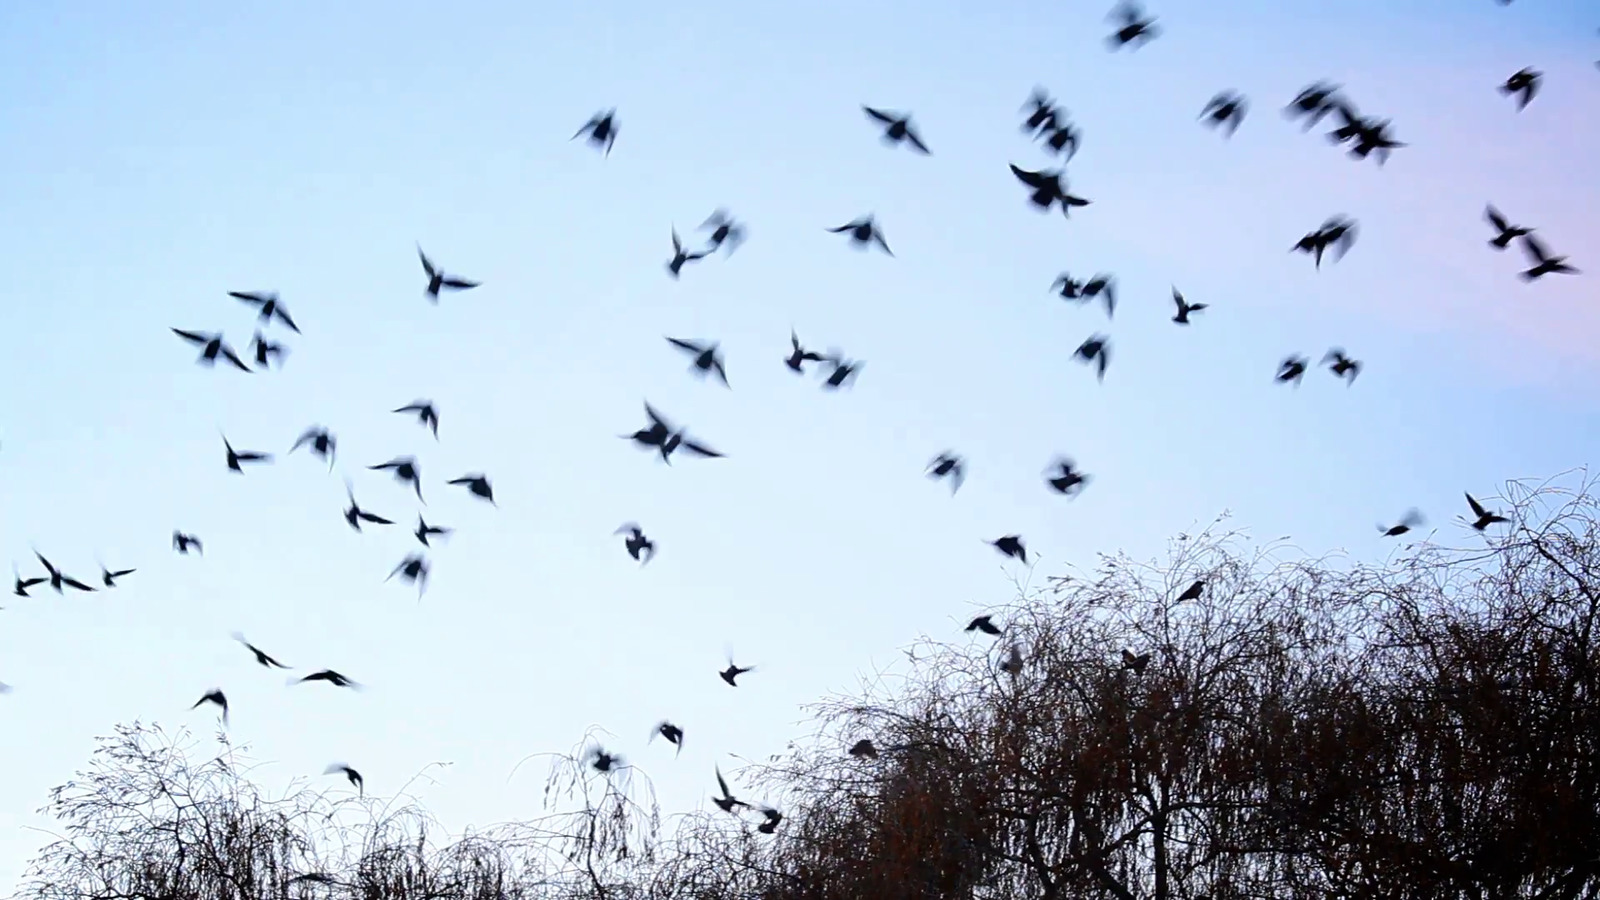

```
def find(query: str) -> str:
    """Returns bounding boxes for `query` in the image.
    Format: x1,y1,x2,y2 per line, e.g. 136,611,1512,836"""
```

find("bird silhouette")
666,227,710,279
1074,335,1111,381
1039,119,1082,158
33,552,95,593
229,290,300,333
232,632,290,669
1379,509,1425,537
290,426,337,470
927,452,966,495
223,435,272,473
622,403,724,463
827,216,894,256
572,109,618,157
171,329,252,371
1121,649,1151,673
1485,204,1532,249
614,523,655,564
325,764,364,795
417,246,480,302
1465,493,1510,531
699,209,747,255
414,515,451,547
820,354,864,390
386,554,430,597
343,482,395,532
848,738,879,759
13,568,45,597
589,747,624,774
1276,356,1309,386
191,689,228,726
172,531,203,555
720,660,754,687
1021,87,1064,134
666,337,730,387
1082,274,1116,317
1326,103,1406,164
1499,67,1541,110
755,806,783,834
784,330,826,374
1293,217,1358,268
249,332,287,369
1518,234,1579,280
369,456,425,502
991,535,1028,563
393,401,440,439
1010,165,1090,216
965,615,1003,636
295,669,358,689
1285,81,1345,129
1053,273,1084,300
1106,0,1160,49
651,721,684,756
1323,348,1361,384
862,106,931,154
713,766,748,813
1171,287,1207,324
447,474,495,505
1200,91,1248,137
99,564,135,588
1176,579,1205,602
1046,458,1090,496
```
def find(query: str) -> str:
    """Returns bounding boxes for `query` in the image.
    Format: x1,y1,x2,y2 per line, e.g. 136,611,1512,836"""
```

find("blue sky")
0,0,1596,889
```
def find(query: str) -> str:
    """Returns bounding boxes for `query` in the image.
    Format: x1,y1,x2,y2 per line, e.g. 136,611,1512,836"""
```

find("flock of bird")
1,0,1586,841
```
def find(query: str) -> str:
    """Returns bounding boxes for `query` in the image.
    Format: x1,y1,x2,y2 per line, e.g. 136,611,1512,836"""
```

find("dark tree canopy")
19,476,1600,900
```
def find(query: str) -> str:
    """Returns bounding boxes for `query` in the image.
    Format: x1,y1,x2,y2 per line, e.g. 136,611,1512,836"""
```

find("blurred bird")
191,689,228,726
699,209,747,255
33,552,95,593
666,338,730,387
1046,458,1090,496
1200,91,1248,136
1485,204,1532,249
1106,0,1160,49
622,403,724,463
232,632,290,669
1323,348,1361,384
991,535,1028,563
369,456,425,502
223,435,272,473
447,474,496,505
1499,67,1541,110
720,660,755,686
290,426,337,470
784,330,826,374
415,515,452,547
572,109,618,156
325,764,364,795
666,227,709,278
1171,287,1207,324
393,401,439,439
417,245,480,301
965,615,1003,636
1518,234,1579,280
171,329,252,371
1379,509,1425,537
1465,493,1510,531
828,215,894,255
1010,165,1090,216
651,721,684,756
927,452,966,494
862,106,931,154
615,523,656,564
229,290,300,333
343,482,395,532
1276,355,1309,386
386,554,430,597
173,532,203,555
250,332,287,369
1074,335,1111,381
99,564,135,588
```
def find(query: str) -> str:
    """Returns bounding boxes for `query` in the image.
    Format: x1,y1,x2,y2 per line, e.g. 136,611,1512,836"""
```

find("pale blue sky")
1,0,1596,890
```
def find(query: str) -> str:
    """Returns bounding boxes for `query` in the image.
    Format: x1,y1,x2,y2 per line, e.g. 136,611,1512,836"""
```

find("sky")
0,0,1597,891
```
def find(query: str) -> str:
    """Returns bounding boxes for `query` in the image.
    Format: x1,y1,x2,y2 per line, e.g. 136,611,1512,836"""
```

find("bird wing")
220,346,253,371
905,129,930,154
171,328,210,346
1485,205,1509,231
1521,233,1551,263
417,245,437,277
644,402,672,432
862,106,895,124
228,291,268,307
275,307,300,333
666,337,705,354
1010,164,1046,188
1465,492,1488,518
681,440,723,458
441,277,479,289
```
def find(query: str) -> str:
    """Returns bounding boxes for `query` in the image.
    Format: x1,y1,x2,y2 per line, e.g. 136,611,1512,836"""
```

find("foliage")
17,473,1600,900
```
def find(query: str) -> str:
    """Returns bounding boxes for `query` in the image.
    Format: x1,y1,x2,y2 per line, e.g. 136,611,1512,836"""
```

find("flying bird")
223,436,272,473
1200,91,1248,136
325,764,364,795
33,552,95,593
1121,649,1152,673
1285,81,1344,129
572,109,618,156
622,403,724,463
927,452,966,495
848,739,879,759
232,632,290,669
1039,119,1082,158
1499,67,1542,110
417,245,480,301
1081,274,1116,317
229,291,300,333
294,669,358,688
1021,87,1062,135
615,523,655,564
1053,273,1084,300
1045,458,1090,496
191,689,228,726
1293,216,1358,268
1465,493,1510,531
1518,234,1579,280
991,535,1028,563
1485,205,1533,249
173,531,203,555
699,209,747,255
343,482,394,532
1379,509,1425,537
290,426,337,470
862,106,931,154
171,329,252,372
13,569,45,597
828,216,894,256
448,474,495,505
414,515,451,547
1276,355,1309,385
667,228,710,278
651,721,684,756
99,564,135,588
720,660,755,687
755,806,783,834
1171,287,1207,324
249,332,287,369
1010,165,1090,216
1106,0,1160,49
369,457,425,502
713,767,748,813
784,330,826,374
1074,335,1111,381
386,554,430,597
965,615,1003,636
820,354,864,390
666,337,730,387
1323,348,1361,384
393,401,440,439
588,747,624,774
